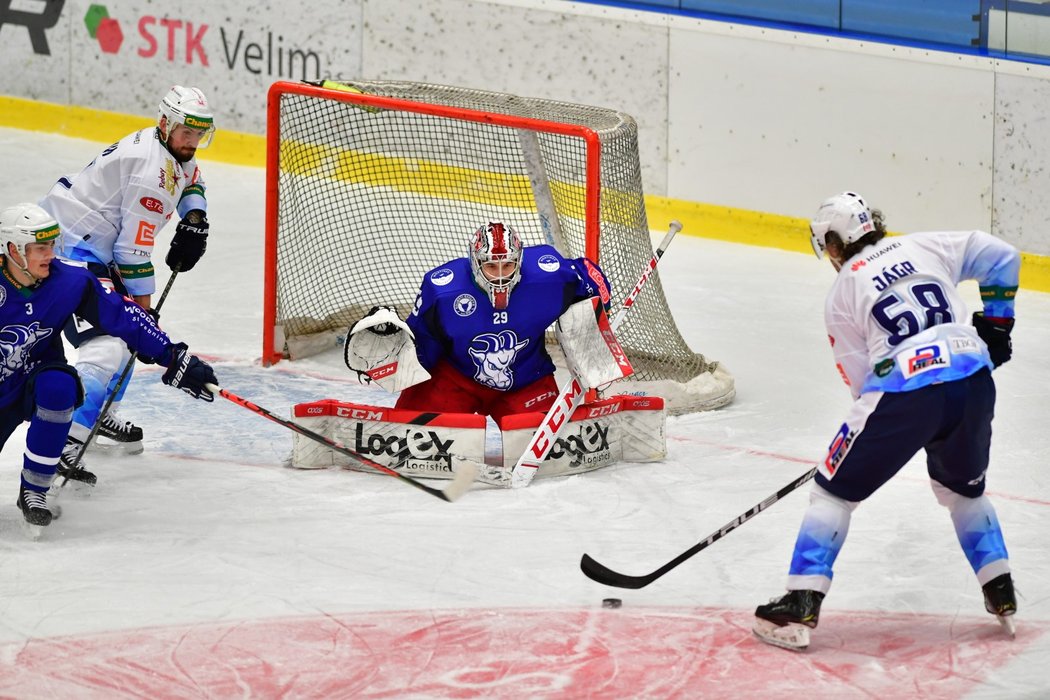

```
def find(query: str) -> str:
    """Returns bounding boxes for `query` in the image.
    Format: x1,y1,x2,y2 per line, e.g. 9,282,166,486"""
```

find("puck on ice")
602,598,622,609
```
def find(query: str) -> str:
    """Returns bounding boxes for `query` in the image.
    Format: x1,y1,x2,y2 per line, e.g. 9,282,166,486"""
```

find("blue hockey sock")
23,369,78,491
787,486,856,592
950,495,1010,575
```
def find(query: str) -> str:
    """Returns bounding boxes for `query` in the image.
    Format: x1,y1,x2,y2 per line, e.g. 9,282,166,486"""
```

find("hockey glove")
166,210,209,272
162,343,217,401
972,312,1015,368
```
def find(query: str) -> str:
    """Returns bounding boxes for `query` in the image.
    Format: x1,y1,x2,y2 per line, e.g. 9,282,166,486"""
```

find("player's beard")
173,145,197,163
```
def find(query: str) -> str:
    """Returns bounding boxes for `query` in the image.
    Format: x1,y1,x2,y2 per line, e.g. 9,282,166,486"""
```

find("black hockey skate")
983,573,1017,637
752,590,825,651
94,411,144,455
17,485,56,539
58,437,98,487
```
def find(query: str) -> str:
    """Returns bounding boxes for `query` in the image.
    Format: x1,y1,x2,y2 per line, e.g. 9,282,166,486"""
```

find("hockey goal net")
264,79,733,413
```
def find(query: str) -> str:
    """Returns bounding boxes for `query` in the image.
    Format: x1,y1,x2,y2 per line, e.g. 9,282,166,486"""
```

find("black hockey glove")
162,343,217,401
166,209,209,272
972,312,1015,368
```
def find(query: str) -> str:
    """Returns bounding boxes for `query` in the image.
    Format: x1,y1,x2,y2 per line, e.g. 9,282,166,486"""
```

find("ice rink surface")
1,127,1049,698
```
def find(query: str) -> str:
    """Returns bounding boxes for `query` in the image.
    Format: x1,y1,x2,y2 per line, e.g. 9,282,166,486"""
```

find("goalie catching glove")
343,306,431,393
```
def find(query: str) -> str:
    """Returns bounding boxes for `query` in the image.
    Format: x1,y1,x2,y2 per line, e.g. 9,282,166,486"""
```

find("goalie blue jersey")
408,245,611,392
0,258,172,410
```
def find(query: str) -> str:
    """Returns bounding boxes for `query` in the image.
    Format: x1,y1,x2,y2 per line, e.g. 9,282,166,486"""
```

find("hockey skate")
983,573,1017,638
752,590,825,651
93,411,144,455
17,485,61,540
58,437,98,487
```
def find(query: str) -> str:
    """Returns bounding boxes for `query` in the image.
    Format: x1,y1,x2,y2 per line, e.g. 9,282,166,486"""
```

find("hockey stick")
508,220,682,488
206,384,478,503
580,466,818,589
61,272,180,487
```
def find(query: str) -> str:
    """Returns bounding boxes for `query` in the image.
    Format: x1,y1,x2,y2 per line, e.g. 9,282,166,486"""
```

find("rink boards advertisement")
0,0,360,135
3,0,1050,256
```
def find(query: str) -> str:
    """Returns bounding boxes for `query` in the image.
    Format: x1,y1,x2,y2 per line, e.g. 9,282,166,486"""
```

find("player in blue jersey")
752,192,1021,651
344,221,612,422
40,85,215,463
0,203,217,536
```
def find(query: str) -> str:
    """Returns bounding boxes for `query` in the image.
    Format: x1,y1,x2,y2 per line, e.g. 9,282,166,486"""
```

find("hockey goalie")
290,221,667,484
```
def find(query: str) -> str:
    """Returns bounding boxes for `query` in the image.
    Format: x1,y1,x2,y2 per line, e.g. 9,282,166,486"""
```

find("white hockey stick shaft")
509,220,682,489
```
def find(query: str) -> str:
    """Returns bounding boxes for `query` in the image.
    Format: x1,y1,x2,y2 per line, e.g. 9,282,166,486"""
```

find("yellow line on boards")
4,96,1048,292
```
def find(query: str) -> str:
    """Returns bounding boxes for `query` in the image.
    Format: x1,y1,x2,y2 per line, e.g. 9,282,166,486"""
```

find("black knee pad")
23,362,85,415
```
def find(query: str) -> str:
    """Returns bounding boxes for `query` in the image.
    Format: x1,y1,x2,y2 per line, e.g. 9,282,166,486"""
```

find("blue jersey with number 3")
0,258,172,410
408,245,610,392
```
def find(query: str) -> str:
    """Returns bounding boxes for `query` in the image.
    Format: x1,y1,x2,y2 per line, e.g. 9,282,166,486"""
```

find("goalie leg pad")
556,297,633,389
290,400,486,479
498,395,666,480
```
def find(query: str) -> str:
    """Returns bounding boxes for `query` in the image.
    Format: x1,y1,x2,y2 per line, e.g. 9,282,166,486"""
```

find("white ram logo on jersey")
0,323,54,383
468,330,529,390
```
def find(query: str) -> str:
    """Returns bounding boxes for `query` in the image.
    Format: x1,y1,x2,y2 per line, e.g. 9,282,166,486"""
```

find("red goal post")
263,79,734,414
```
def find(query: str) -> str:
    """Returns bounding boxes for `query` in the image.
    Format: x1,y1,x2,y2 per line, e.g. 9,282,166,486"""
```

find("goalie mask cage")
264,79,734,414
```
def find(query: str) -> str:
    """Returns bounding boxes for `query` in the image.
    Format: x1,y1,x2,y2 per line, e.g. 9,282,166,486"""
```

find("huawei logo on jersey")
851,259,866,272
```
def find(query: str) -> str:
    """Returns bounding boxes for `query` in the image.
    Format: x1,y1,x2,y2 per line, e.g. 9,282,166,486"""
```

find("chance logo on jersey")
468,330,529,390
0,322,53,383
897,341,951,379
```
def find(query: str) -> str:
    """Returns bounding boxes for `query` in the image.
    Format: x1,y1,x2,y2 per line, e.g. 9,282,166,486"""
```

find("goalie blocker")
290,395,666,484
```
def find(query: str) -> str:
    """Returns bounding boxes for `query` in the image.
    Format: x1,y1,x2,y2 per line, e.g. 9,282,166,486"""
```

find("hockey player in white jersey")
753,191,1021,651
40,86,215,484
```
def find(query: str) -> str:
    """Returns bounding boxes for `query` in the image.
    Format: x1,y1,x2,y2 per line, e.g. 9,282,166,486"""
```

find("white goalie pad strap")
498,395,666,480
556,297,633,389
343,308,431,393
290,400,486,480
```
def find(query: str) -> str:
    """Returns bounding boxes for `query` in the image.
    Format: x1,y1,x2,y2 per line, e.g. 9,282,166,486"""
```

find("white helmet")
158,85,215,148
808,191,876,259
0,203,61,260
469,221,524,310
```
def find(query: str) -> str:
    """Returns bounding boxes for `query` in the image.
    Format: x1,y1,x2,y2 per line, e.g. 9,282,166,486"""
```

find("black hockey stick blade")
208,384,477,502
580,466,818,589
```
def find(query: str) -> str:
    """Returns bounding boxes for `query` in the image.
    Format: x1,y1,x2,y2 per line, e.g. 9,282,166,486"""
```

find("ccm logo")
587,403,621,418
140,197,164,214
335,407,385,421
368,362,397,380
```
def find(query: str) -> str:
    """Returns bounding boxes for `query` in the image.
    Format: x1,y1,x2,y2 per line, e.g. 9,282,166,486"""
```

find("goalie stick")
508,220,682,489
206,384,478,503
580,466,818,589
61,272,179,487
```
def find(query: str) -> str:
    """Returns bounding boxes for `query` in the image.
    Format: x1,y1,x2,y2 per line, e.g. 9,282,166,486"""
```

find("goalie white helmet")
469,221,523,310
808,191,876,259
158,85,215,149
0,202,61,260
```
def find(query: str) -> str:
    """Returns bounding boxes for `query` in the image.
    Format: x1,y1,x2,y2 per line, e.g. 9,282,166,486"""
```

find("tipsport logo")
80,3,322,79
0,0,64,55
